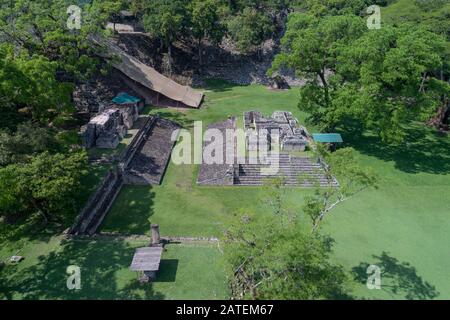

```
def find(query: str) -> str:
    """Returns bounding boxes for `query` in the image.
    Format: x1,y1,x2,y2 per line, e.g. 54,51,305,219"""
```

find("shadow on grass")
203,78,248,93
100,185,156,235
152,110,192,129
0,239,166,300
343,123,450,175
154,259,178,283
352,252,439,300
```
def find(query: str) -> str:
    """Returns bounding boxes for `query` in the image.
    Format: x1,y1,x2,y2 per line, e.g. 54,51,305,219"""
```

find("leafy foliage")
223,211,349,299
302,146,377,231
189,0,225,64
227,7,275,54
0,151,88,223
0,122,57,166
0,45,74,126
271,10,449,142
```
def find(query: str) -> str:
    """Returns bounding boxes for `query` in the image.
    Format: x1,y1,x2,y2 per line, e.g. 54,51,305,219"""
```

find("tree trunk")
318,71,330,108
31,198,51,225
167,42,173,75
428,70,450,129
428,104,449,129
198,37,203,66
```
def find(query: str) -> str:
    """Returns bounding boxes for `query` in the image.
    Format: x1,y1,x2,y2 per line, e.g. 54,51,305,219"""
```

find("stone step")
234,181,337,187
238,170,325,175
238,167,322,172
235,177,334,182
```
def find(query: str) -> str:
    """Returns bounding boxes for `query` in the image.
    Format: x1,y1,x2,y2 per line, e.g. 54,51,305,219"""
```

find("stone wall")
71,115,179,235
69,167,123,235
70,117,157,236
119,116,157,169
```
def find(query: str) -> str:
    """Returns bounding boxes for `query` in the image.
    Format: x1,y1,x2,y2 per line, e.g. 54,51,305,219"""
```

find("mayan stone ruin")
198,111,338,187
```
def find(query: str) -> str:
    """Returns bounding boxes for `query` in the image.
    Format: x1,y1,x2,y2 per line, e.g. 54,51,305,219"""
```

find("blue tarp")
112,92,141,104
312,133,343,143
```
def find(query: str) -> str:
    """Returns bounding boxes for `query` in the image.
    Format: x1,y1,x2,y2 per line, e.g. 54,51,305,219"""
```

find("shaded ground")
342,124,450,176
322,123,450,299
352,252,439,300
0,237,227,300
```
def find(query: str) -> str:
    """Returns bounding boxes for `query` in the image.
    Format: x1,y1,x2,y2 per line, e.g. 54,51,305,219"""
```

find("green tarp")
312,133,343,143
112,92,141,104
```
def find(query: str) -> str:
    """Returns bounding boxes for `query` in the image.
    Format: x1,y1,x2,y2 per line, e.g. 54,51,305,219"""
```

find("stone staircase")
70,116,180,236
233,153,338,187
124,117,180,185
70,168,123,236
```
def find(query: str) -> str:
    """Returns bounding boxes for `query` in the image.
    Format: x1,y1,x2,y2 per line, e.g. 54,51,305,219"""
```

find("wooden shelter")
90,36,204,109
130,247,163,282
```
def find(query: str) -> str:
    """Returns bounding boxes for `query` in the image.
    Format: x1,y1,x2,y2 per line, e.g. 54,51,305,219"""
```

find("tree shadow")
342,123,450,175
0,239,165,300
151,110,192,129
202,78,247,93
352,252,439,300
100,185,155,235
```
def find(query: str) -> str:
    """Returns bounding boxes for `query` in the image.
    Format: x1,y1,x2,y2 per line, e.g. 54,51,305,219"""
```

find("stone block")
117,125,128,139
96,133,120,149
79,124,96,148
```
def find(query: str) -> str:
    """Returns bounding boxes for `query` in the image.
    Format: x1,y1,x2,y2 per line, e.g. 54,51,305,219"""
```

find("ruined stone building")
243,111,308,152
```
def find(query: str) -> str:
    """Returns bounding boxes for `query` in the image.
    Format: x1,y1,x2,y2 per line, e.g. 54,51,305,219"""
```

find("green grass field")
1,80,449,300
102,80,313,237
102,80,450,299
0,236,227,300
323,126,450,299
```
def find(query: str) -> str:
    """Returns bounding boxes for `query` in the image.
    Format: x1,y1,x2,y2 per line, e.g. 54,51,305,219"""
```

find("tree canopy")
0,151,88,224
223,210,349,299
271,10,449,142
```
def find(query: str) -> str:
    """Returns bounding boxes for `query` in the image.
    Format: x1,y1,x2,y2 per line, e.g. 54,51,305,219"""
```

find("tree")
0,122,56,166
0,44,74,127
189,0,225,65
298,0,376,17
336,24,448,141
270,13,365,130
0,151,88,224
0,0,103,80
142,0,188,73
301,146,377,231
271,12,449,142
382,0,450,130
227,7,275,55
130,0,148,17
223,210,349,299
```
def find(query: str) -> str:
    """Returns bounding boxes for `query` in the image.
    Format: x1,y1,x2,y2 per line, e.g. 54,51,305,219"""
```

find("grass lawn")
101,80,313,237
1,80,449,300
0,236,227,300
102,80,450,299
322,126,450,299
